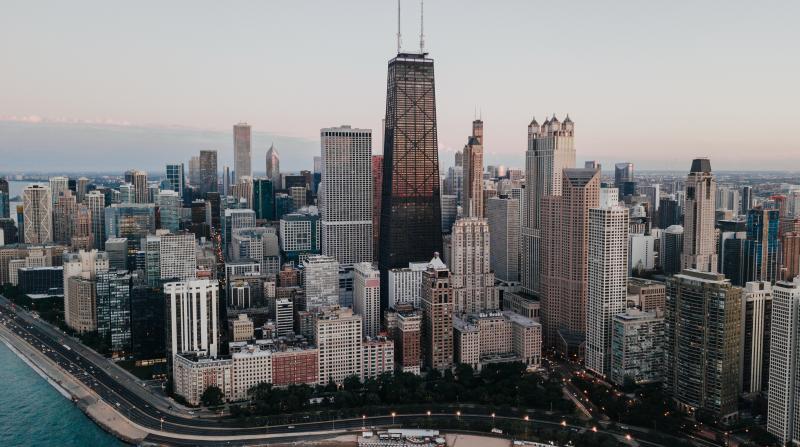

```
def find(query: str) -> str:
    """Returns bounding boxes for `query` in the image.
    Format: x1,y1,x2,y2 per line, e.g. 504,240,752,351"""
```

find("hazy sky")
1,0,799,172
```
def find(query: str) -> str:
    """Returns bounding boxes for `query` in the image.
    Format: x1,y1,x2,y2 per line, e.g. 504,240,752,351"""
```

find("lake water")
0,341,124,446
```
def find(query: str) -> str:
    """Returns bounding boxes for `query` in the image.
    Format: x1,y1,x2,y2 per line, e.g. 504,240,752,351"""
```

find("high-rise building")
85,191,106,249
233,123,252,182
125,170,148,203
487,196,520,282
320,126,373,266
540,167,599,354
279,209,321,263
379,51,443,312
462,119,484,218
223,209,255,256
741,281,772,394
449,218,498,313
303,255,339,311
315,307,362,384
160,232,196,282
49,176,69,205
53,189,78,245
156,189,181,233
371,155,383,262
682,158,718,273
104,203,156,251
0,178,9,218
421,254,453,371
662,225,684,275
63,250,109,331
188,156,200,187
96,269,132,356
742,207,781,284
71,204,93,251
741,186,753,215
658,196,680,229
783,231,800,282
614,163,634,190
253,178,275,221
75,177,90,204
610,308,665,386
199,150,218,195
586,201,629,377
165,279,220,360
354,262,380,338
23,184,53,244
522,115,576,297
266,144,280,183
767,277,800,444
166,163,185,198
274,296,294,336
665,270,742,424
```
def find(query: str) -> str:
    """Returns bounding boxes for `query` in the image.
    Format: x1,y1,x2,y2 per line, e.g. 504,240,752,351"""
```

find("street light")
160,417,164,431
362,415,366,429
391,412,396,425
561,420,567,427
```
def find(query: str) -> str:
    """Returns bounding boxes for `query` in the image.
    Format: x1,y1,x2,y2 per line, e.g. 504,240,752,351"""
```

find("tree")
201,385,224,407
343,375,362,391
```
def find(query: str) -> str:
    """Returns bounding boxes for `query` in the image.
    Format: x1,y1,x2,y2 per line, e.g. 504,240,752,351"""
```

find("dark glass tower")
379,52,442,311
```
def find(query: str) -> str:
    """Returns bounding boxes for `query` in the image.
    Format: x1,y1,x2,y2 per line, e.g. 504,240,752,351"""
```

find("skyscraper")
462,119,484,218
233,123,252,182
165,279,220,360
353,262,380,338
742,207,781,284
372,155,383,261
96,269,133,356
767,277,800,444
522,115,576,297
125,170,148,203
449,217,498,313
53,189,78,245
320,125,373,266
741,185,753,215
586,198,629,377
0,178,9,218
303,255,340,311
49,176,69,205
252,178,275,221
540,167,599,354
266,144,280,183
421,254,454,371
166,163,185,198
486,196,520,282
199,150,218,195
23,184,53,244
85,191,106,249
379,51,443,311
188,156,200,187
741,281,772,394
682,158,718,273
614,162,634,188
665,270,742,424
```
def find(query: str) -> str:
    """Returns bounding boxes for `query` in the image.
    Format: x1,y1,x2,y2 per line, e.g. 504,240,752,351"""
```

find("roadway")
0,295,675,446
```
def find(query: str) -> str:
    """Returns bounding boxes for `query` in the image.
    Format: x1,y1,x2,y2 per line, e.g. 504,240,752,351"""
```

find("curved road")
0,296,682,446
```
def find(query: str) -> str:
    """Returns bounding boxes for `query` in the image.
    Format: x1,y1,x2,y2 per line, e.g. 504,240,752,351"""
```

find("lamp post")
391,412,396,425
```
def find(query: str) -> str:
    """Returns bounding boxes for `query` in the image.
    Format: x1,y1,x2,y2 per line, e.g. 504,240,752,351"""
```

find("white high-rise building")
233,123,252,182
387,262,428,309
586,200,629,377
160,232,197,281
353,262,380,338
449,217,498,313
320,126,373,266
682,158,717,273
316,307,363,384
274,296,293,336
767,277,800,444
521,115,576,296
63,250,109,330
23,184,53,244
487,197,520,282
49,176,69,205
303,255,340,311
165,279,220,360
224,209,256,256
85,191,106,249
741,281,772,394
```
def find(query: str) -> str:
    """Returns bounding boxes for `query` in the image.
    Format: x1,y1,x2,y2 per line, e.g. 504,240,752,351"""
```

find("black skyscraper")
379,52,442,310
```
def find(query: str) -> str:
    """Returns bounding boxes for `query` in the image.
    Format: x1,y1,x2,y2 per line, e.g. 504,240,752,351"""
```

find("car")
287,425,295,429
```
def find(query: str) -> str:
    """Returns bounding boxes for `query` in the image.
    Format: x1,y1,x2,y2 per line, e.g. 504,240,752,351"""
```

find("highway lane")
0,297,670,446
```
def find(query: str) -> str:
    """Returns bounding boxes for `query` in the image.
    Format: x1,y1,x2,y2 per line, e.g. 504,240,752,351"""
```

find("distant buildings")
233,123,252,182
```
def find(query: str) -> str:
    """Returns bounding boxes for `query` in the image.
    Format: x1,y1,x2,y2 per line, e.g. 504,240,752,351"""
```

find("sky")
1,0,798,173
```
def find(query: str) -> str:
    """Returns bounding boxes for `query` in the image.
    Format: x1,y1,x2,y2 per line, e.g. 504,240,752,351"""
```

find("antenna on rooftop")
397,0,402,53
419,0,425,53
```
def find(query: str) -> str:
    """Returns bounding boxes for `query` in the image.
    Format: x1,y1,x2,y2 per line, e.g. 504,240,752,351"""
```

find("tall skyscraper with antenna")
379,0,442,311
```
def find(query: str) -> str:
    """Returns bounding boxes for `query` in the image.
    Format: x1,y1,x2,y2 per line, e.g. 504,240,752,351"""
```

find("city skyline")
2,0,799,172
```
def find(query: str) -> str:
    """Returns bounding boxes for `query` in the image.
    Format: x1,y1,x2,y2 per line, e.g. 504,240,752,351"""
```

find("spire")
419,0,425,53
397,0,402,53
